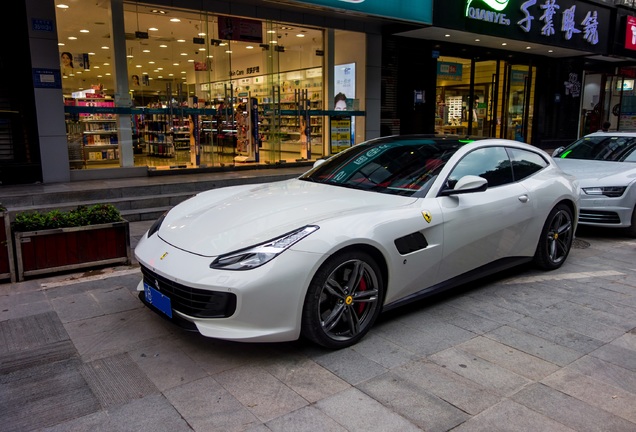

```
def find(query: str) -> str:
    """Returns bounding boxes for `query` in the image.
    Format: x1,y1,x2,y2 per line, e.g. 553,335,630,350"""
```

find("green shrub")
13,204,122,231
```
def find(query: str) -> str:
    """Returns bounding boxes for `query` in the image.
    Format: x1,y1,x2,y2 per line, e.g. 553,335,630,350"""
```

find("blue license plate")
144,282,173,318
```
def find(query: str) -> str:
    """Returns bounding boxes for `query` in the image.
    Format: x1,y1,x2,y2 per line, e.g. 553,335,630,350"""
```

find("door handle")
518,195,529,203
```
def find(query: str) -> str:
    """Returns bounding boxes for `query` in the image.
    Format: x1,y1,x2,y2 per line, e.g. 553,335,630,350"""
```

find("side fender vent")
394,232,428,255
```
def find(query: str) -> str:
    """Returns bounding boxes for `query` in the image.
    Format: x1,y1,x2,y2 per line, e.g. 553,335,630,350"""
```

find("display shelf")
80,117,119,165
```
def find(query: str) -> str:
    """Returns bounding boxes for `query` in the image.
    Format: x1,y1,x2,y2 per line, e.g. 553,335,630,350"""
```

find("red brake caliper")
357,276,367,315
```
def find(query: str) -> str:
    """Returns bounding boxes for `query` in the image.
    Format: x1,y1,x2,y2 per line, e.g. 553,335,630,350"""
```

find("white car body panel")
554,158,636,228
135,138,579,344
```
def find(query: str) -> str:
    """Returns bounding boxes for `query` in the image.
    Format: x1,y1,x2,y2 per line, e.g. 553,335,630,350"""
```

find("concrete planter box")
14,220,131,281
0,211,16,282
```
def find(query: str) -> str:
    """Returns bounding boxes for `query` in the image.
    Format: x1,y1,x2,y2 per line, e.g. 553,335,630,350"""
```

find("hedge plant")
13,204,122,231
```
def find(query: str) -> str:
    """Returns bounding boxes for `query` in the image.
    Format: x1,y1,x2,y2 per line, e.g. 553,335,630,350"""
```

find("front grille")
579,210,621,224
140,264,236,318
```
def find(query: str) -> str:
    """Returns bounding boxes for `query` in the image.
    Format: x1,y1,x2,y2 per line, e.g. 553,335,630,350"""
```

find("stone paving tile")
508,316,604,355
373,319,454,356
165,376,259,432
350,332,419,369
265,406,347,432
41,411,109,432
309,345,389,385
565,292,636,321
452,399,576,432
568,355,636,394
512,383,636,432
542,369,636,424
128,336,208,392
103,394,192,432
1,358,101,431
261,352,350,403
63,308,174,361
486,325,583,366
395,310,478,345
422,302,502,335
612,331,636,351
455,336,560,381
214,364,308,423
0,311,69,353
80,353,159,408
359,372,470,432
429,347,532,397
0,288,50,322
590,342,636,372
392,360,500,415
443,295,527,325
315,387,421,431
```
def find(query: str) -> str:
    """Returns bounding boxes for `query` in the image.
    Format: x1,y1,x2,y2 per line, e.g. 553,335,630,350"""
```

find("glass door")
502,64,535,143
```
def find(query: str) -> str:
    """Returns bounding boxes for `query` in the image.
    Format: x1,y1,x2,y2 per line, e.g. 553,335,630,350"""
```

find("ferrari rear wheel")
534,203,574,270
301,251,384,349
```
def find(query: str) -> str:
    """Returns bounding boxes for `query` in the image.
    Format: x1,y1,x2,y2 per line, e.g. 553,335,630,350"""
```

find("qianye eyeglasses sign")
287,0,432,24
435,0,610,54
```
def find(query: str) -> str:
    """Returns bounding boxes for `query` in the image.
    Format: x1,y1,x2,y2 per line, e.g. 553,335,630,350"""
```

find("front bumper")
135,232,321,343
577,195,633,228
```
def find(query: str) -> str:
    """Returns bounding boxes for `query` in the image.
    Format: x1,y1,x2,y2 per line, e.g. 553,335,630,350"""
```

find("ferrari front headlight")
582,186,626,198
210,225,319,270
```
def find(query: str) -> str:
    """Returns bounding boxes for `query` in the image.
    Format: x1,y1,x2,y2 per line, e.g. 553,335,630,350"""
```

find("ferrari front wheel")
534,203,574,270
301,251,384,349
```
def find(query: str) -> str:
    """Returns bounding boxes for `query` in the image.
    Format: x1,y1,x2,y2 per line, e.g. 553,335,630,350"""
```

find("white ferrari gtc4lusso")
135,135,579,349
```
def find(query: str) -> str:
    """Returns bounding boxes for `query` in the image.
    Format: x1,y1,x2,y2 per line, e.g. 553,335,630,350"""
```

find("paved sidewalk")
1,228,635,431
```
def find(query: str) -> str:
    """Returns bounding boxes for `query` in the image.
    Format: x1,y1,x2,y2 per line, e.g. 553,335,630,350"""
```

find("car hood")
553,159,636,186
158,179,415,256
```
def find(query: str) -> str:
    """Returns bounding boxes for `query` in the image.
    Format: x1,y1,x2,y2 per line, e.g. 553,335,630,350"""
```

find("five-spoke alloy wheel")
302,251,384,349
534,203,574,270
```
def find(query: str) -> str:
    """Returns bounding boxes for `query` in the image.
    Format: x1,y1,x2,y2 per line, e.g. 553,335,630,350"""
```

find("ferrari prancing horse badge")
422,211,432,223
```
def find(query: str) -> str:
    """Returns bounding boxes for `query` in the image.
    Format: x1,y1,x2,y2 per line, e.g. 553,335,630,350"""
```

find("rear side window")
508,148,548,181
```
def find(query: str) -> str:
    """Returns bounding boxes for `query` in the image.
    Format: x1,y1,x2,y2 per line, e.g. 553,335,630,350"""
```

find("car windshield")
300,136,471,196
557,135,636,162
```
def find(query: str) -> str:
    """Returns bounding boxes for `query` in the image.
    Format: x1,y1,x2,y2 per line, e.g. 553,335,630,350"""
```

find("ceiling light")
207,55,213,58
548,49,554,53
526,46,531,50
142,49,150,53
68,36,77,40
267,30,276,34
225,50,232,54
58,43,65,46
101,46,109,49
103,62,110,65
198,32,206,36
88,52,95,55
180,52,187,56
142,72,148,75
160,44,168,48
151,9,166,14
97,75,102,78
269,40,278,44
173,62,179,66
169,73,174,76
170,18,181,22
219,42,227,46
157,67,163,70
136,65,142,68
475,39,480,42
158,76,163,78
445,34,451,37
177,39,186,43
181,71,186,74
127,54,133,58
149,27,158,31
502,43,507,46
148,61,155,64
57,4,69,8
188,59,194,62
106,73,111,76
80,29,89,33
93,65,100,69
246,45,254,49
296,34,305,37
199,47,206,51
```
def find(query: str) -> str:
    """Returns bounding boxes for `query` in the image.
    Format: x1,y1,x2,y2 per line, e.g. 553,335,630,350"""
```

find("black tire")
301,250,384,349
534,204,574,270
627,205,636,238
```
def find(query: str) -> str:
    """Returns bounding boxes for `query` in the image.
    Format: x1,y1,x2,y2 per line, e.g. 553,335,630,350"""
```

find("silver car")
553,132,636,236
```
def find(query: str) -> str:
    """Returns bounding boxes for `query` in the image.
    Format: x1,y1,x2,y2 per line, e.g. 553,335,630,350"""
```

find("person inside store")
131,74,140,86
334,92,348,111
600,121,611,132
60,51,74,75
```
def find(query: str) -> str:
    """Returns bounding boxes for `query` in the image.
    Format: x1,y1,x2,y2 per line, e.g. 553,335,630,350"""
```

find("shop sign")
218,16,263,43
32,18,54,32
434,0,610,53
32,68,61,89
437,62,463,81
511,70,527,83
287,0,432,24
625,16,636,51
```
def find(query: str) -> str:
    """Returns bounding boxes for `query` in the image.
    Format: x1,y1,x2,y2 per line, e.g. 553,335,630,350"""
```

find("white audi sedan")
135,135,579,349
552,132,636,236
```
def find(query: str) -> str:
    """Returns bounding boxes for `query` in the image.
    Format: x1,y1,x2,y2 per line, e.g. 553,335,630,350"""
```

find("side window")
447,146,513,188
508,148,548,181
